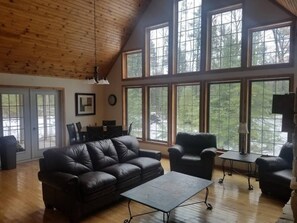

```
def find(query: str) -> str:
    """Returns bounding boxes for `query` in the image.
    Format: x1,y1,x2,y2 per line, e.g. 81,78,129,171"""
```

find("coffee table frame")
121,171,213,223
218,151,261,190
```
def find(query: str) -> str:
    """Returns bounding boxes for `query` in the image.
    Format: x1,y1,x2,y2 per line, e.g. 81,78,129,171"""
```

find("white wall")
0,72,107,145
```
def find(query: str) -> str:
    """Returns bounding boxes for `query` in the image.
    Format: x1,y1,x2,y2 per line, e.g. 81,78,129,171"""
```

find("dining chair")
127,122,133,135
104,125,123,139
76,122,87,142
66,123,80,145
86,126,104,142
102,120,116,126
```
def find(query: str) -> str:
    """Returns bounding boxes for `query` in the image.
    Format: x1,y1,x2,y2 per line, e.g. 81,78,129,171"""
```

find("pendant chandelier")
86,0,109,85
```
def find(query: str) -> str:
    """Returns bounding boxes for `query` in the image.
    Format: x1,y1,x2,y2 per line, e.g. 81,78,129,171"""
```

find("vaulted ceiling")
275,0,297,16
0,0,295,80
0,0,151,80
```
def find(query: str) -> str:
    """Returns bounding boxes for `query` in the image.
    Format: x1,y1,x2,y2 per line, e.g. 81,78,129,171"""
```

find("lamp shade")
238,122,249,134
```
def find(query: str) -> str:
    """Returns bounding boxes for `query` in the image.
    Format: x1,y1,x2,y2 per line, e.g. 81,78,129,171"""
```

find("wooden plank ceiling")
275,0,297,16
0,0,151,80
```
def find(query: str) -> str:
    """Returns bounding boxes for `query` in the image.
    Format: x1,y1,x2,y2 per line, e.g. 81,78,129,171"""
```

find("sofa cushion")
78,171,117,195
111,135,139,162
86,140,119,170
43,144,93,175
102,163,141,183
127,157,161,174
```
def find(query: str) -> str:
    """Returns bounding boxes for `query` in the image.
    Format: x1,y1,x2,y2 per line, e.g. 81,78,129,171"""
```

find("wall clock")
108,94,117,106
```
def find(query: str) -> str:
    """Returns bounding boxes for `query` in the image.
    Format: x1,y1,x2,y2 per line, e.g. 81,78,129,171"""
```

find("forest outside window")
176,84,200,133
209,6,242,70
126,88,143,138
149,86,168,142
249,79,290,156
177,0,202,73
249,23,291,67
146,24,169,76
122,50,143,79
208,82,241,150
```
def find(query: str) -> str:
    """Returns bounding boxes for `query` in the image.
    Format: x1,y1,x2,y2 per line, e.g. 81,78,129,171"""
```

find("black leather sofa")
38,135,164,222
168,132,217,180
255,142,293,201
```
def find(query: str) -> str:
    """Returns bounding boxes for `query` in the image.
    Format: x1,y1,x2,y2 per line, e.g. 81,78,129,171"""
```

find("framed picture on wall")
75,93,96,116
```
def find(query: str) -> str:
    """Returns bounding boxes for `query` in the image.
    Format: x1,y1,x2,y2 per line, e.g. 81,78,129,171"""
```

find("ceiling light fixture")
86,0,109,85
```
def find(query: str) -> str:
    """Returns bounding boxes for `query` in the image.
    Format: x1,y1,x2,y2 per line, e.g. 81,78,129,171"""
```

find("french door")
0,88,62,161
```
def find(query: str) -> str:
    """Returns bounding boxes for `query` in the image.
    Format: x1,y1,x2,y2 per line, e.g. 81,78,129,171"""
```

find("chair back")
176,132,217,154
87,126,104,141
66,123,78,145
76,122,82,132
102,120,116,126
279,142,293,166
127,122,133,135
105,125,123,139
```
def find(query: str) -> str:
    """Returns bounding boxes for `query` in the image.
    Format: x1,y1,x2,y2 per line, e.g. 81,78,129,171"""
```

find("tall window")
177,0,202,73
210,6,242,70
209,82,241,150
176,84,200,133
147,25,169,76
250,79,289,155
126,88,143,138
123,50,142,78
149,86,168,141
250,24,291,66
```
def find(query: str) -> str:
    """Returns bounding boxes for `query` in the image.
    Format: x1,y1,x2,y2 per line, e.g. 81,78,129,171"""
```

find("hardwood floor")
0,159,285,223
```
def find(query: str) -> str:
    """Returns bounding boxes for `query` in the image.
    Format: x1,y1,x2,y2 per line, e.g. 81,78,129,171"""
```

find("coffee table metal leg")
218,159,226,184
124,200,133,223
247,163,253,190
163,212,170,223
204,187,213,210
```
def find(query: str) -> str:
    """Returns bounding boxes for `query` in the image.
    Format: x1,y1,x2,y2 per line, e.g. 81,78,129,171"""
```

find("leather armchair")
255,142,293,201
168,132,217,180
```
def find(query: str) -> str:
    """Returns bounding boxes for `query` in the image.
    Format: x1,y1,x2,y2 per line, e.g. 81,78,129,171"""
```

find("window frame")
247,76,293,155
207,80,242,150
145,23,170,77
147,85,169,143
206,4,243,71
174,83,201,136
122,49,143,79
247,21,294,68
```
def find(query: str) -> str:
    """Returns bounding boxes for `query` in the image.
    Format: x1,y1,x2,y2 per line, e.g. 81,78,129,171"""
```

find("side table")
218,151,261,190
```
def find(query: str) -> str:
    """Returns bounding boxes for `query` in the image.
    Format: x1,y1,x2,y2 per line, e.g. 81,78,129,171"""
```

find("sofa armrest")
168,144,184,159
200,147,217,159
38,171,79,193
139,149,162,160
256,156,291,172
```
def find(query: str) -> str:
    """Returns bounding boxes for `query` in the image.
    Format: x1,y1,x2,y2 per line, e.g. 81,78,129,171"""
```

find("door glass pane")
1,94,25,152
37,94,56,149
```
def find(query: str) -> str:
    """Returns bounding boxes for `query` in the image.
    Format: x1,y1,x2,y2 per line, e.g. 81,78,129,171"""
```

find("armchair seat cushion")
262,169,292,186
181,154,201,162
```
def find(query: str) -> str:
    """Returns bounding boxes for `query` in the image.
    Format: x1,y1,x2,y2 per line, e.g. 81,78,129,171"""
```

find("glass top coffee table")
121,171,213,223
218,151,261,190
